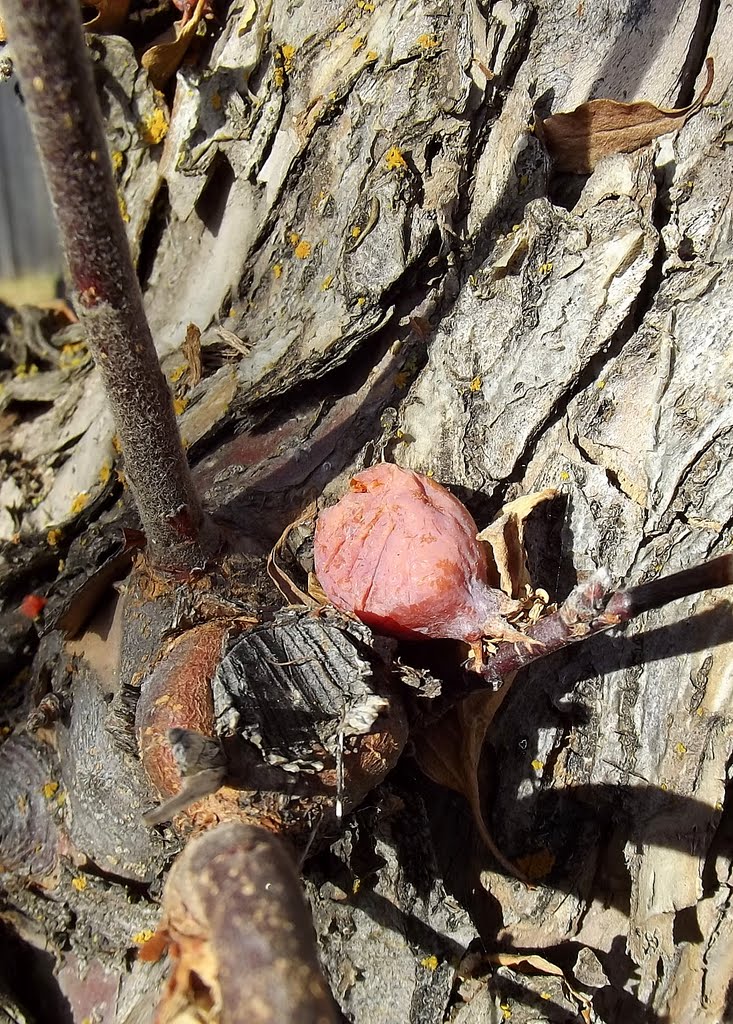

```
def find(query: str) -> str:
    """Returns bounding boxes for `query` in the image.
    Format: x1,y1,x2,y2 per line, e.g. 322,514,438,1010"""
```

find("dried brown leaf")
82,0,131,33
488,952,593,1013
541,56,714,173
413,684,526,879
478,488,557,597
267,503,320,606
141,0,206,90
181,322,202,389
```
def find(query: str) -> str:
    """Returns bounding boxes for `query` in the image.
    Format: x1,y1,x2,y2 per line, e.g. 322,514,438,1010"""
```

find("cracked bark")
1,0,732,1022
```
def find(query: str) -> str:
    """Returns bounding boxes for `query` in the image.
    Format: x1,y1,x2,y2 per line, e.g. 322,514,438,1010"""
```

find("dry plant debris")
542,56,715,172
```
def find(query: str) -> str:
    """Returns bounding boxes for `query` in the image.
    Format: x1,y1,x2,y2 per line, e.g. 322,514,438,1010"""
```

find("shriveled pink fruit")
314,464,517,644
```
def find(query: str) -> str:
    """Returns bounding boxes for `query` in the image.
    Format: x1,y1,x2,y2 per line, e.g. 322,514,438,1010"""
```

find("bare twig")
443,554,733,703
1,0,210,568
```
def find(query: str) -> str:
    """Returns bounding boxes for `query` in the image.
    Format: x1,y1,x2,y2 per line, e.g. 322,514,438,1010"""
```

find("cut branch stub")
142,821,340,1023
1,0,209,568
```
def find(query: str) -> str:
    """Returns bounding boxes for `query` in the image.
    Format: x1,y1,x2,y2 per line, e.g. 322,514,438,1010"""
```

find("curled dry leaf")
181,322,202,390
82,0,131,33
541,56,714,173
267,502,320,607
141,822,339,1023
141,0,207,90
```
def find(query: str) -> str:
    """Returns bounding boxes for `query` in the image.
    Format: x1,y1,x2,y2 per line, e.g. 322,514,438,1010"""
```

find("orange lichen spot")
46,529,62,547
70,492,90,515
469,375,482,392
273,263,283,278
173,397,188,415
417,33,440,48
42,781,59,799
294,240,312,259
321,275,334,290
385,145,407,171
140,108,169,145
71,876,88,891
20,594,47,619
516,847,556,880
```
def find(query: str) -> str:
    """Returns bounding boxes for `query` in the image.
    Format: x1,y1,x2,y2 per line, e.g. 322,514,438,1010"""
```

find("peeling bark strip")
1,0,206,567
145,822,340,1024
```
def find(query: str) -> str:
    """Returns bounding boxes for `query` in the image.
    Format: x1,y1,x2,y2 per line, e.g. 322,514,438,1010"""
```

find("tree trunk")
1,1,732,1022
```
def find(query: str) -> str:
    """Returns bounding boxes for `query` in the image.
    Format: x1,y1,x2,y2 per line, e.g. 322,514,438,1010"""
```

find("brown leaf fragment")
150,822,340,1023
541,56,714,173
267,503,320,606
181,322,202,389
477,488,556,597
141,0,207,90
82,0,131,33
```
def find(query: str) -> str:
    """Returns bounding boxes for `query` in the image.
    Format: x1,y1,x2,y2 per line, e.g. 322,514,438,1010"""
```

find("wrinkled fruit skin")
314,464,505,643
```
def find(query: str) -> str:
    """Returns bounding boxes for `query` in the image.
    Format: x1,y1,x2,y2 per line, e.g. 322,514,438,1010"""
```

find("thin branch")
440,554,733,706
2,0,211,567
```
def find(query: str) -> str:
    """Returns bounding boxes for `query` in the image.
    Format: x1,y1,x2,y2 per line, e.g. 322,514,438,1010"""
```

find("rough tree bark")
1,0,732,1022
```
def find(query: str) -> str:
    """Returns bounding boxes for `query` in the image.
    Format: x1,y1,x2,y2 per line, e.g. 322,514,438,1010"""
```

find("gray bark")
1,0,732,1022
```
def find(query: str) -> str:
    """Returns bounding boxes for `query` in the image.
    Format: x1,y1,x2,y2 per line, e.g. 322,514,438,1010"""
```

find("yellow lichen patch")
132,930,156,945
288,231,300,246
420,956,439,970
112,435,122,454
596,379,606,389
675,742,687,755
70,492,90,515
352,878,361,895
336,20,347,30
14,363,39,378
294,240,312,259
274,65,285,87
417,33,440,48
500,1005,512,1020
118,193,130,223
42,781,59,799
537,261,553,275
351,225,362,239
59,342,88,372
98,461,112,486
530,758,544,772
169,364,187,383
385,145,407,171
140,108,169,146
469,375,482,392
111,150,124,173
560,470,570,481
356,295,366,306
321,275,334,290
173,397,188,415
281,43,296,72
366,49,378,61
46,529,62,547
352,36,365,53
272,263,283,278
71,876,88,892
